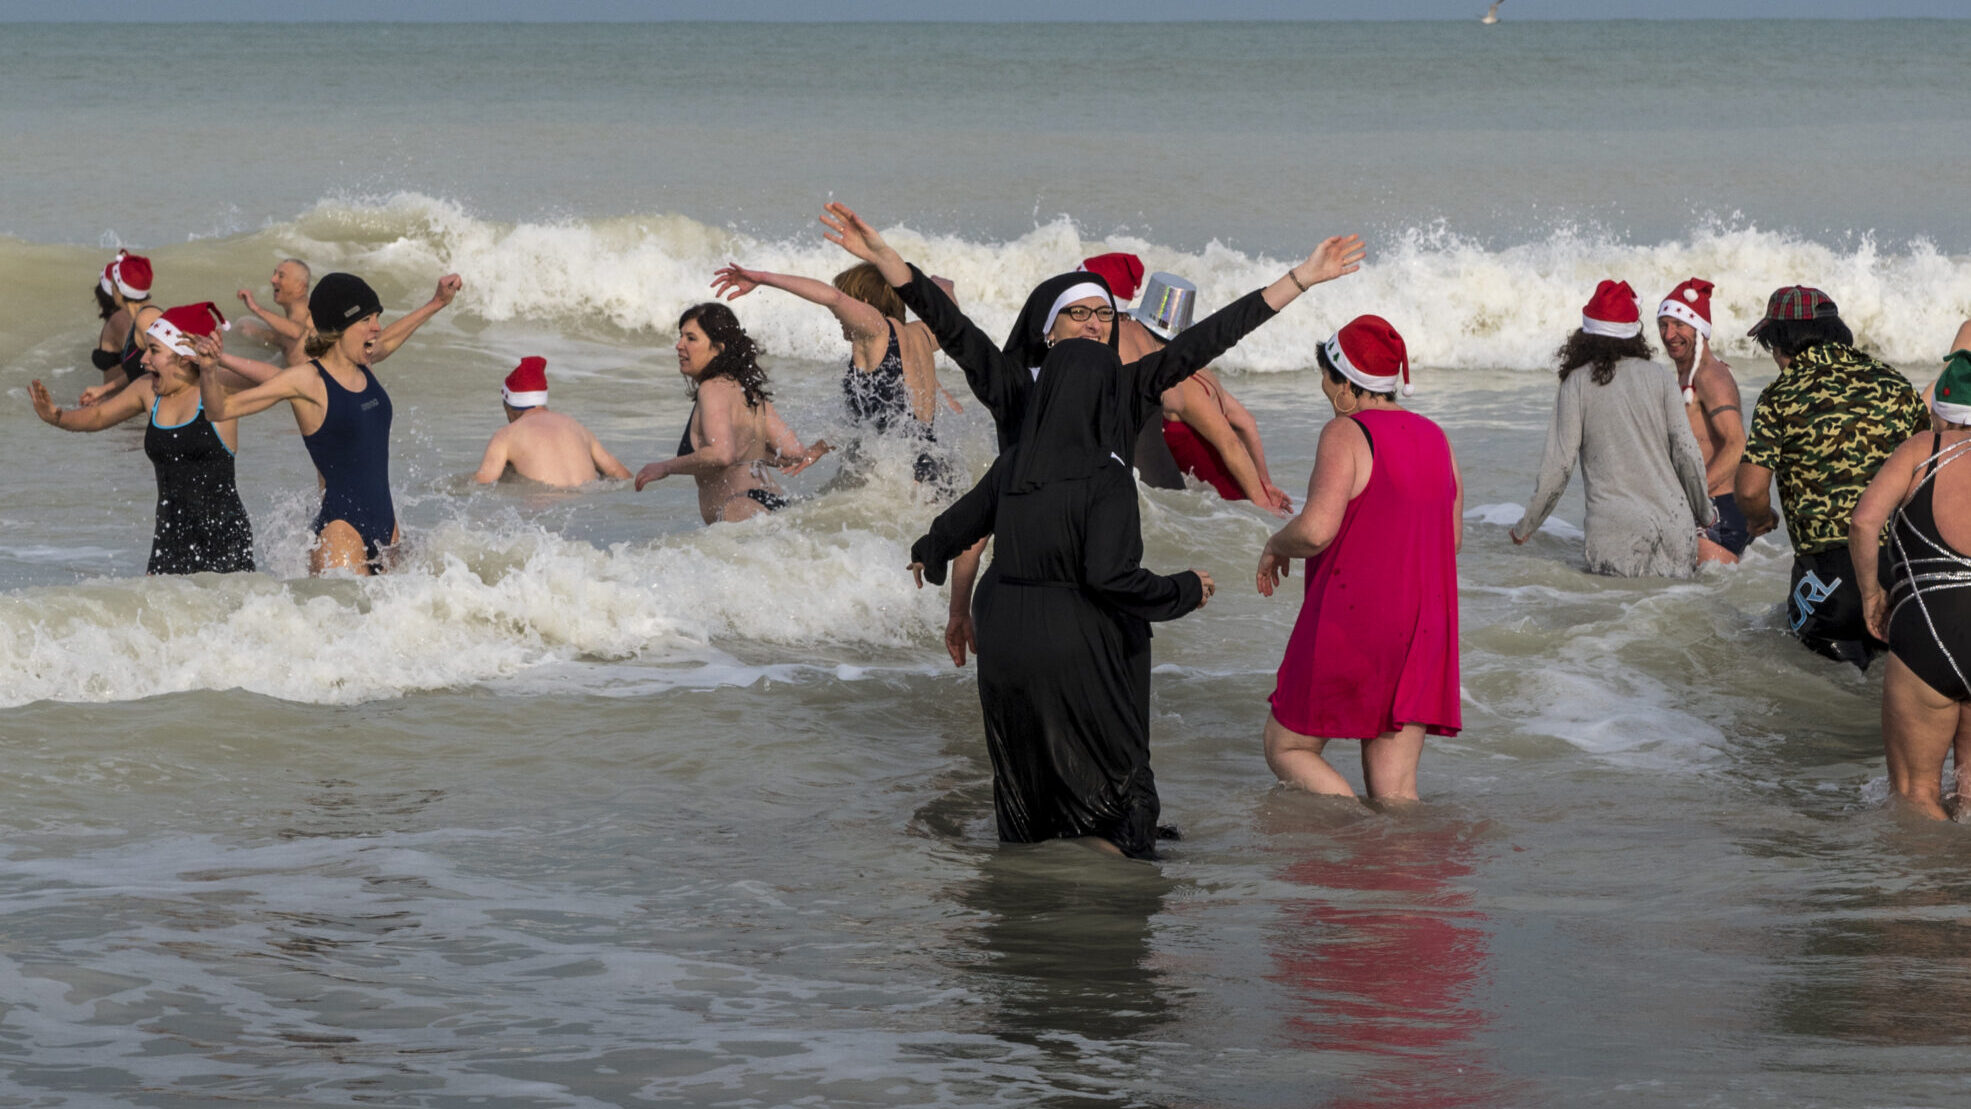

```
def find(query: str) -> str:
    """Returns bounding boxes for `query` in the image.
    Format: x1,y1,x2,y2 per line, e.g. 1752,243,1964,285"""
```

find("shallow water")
6,17,1971,1107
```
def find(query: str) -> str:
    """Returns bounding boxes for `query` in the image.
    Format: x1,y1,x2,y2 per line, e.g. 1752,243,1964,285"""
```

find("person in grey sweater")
1510,280,1716,577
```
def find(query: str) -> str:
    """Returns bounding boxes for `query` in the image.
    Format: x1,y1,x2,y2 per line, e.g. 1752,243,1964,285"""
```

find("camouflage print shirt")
1743,343,1926,554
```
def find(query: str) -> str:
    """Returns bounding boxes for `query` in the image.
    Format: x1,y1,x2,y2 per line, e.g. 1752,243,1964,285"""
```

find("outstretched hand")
1300,234,1367,286
78,381,118,407
188,330,224,370
634,461,669,491
432,274,464,306
236,288,259,309
1257,549,1291,597
710,264,762,301
28,380,60,425
779,439,832,476
1263,482,1295,516
820,202,886,262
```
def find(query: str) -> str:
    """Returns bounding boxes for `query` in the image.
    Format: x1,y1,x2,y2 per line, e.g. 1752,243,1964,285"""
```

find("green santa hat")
1933,350,1971,426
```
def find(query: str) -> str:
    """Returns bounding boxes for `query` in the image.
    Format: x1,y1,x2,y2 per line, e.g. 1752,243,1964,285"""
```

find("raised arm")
1511,380,1584,543
199,356,319,424
819,202,911,288
30,377,149,432
237,288,305,339
711,264,888,343
1133,234,1366,409
369,274,462,363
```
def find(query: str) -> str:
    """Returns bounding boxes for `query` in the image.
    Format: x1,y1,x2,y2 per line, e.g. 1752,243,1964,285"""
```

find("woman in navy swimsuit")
199,271,461,575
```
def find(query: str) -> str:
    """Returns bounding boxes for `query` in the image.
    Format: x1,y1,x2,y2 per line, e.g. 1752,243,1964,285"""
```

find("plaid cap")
1747,285,1839,338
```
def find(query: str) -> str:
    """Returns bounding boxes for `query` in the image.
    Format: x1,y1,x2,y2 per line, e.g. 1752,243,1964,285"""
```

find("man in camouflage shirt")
1736,286,1926,668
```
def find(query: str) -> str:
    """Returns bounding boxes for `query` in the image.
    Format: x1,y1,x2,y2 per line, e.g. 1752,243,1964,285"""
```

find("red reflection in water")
1269,820,1517,1108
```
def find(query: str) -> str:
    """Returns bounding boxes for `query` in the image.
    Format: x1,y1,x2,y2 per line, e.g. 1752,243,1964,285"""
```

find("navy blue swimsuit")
301,360,395,565
145,396,254,575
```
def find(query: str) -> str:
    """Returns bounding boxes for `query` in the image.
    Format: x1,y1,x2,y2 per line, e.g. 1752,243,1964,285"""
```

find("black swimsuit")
842,320,943,484
144,397,254,575
1884,433,1971,700
675,401,789,515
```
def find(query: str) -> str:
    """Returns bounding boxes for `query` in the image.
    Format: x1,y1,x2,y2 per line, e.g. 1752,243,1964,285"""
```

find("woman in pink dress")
1257,316,1463,803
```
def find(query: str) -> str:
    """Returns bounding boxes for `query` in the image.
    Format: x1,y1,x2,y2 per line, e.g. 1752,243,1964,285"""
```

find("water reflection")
1263,800,1518,1107
949,847,1177,1059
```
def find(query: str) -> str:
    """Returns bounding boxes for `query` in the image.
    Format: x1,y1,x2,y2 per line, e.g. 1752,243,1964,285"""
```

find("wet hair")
1754,316,1854,361
1556,329,1654,385
303,327,345,359
832,263,905,321
679,302,772,408
1316,343,1397,401
93,284,117,321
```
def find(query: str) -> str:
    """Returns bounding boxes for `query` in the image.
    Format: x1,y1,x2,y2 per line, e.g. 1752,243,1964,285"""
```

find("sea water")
3,19,1971,1106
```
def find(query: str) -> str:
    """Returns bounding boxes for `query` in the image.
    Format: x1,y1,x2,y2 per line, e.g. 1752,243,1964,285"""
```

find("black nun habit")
911,339,1206,858
893,264,1282,453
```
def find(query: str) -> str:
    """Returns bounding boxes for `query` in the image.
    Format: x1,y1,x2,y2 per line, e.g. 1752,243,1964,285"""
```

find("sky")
1,0,1963,19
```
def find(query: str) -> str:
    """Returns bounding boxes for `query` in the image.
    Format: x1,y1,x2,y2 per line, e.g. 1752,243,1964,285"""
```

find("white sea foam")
0,512,949,708
271,193,1971,373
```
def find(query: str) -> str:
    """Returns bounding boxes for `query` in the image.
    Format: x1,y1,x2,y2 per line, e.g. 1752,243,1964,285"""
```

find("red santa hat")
145,302,229,357
1581,279,1642,339
99,250,154,300
1656,277,1715,339
502,356,549,408
1323,314,1413,397
1078,253,1145,303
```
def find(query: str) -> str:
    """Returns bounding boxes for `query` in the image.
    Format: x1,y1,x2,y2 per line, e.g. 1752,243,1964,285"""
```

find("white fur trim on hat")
1582,316,1643,339
502,387,548,408
1324,333,1399,393
145,314,228,358
1044,282,1112,337
1935,398,1971,426
1656,297,1711,339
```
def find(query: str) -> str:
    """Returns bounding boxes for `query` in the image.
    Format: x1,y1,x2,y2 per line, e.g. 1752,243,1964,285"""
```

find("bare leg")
1882,653,1958,820
310,519,375,577
1696,535,1739,566
1263,711,1356,797
1360,724,1427,803
1950,703,1971,820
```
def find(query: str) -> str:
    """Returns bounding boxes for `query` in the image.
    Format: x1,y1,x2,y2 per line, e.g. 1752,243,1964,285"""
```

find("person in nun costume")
907,338,1218,859
824,201,1364,665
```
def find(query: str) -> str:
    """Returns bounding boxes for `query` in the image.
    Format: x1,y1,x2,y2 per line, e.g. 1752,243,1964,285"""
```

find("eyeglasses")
1057,306,1116,323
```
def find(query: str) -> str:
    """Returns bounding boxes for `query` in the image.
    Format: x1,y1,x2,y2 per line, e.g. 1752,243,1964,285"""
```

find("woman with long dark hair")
1510,280,1713,577
634,302,831,524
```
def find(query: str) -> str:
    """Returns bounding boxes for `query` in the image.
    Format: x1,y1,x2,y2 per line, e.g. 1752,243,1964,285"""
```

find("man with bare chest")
1658,278,1748,563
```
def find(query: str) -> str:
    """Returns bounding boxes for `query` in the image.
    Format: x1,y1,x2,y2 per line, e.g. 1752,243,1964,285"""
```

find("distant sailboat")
1481,1,1503,24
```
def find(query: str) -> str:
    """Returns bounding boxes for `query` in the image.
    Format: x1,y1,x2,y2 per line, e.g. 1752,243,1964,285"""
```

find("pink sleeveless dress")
1269,409,1461,739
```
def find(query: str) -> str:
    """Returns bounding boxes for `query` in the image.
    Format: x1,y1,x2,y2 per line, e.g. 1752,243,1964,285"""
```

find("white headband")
1044,282,1112,337
1582,315,1643,339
